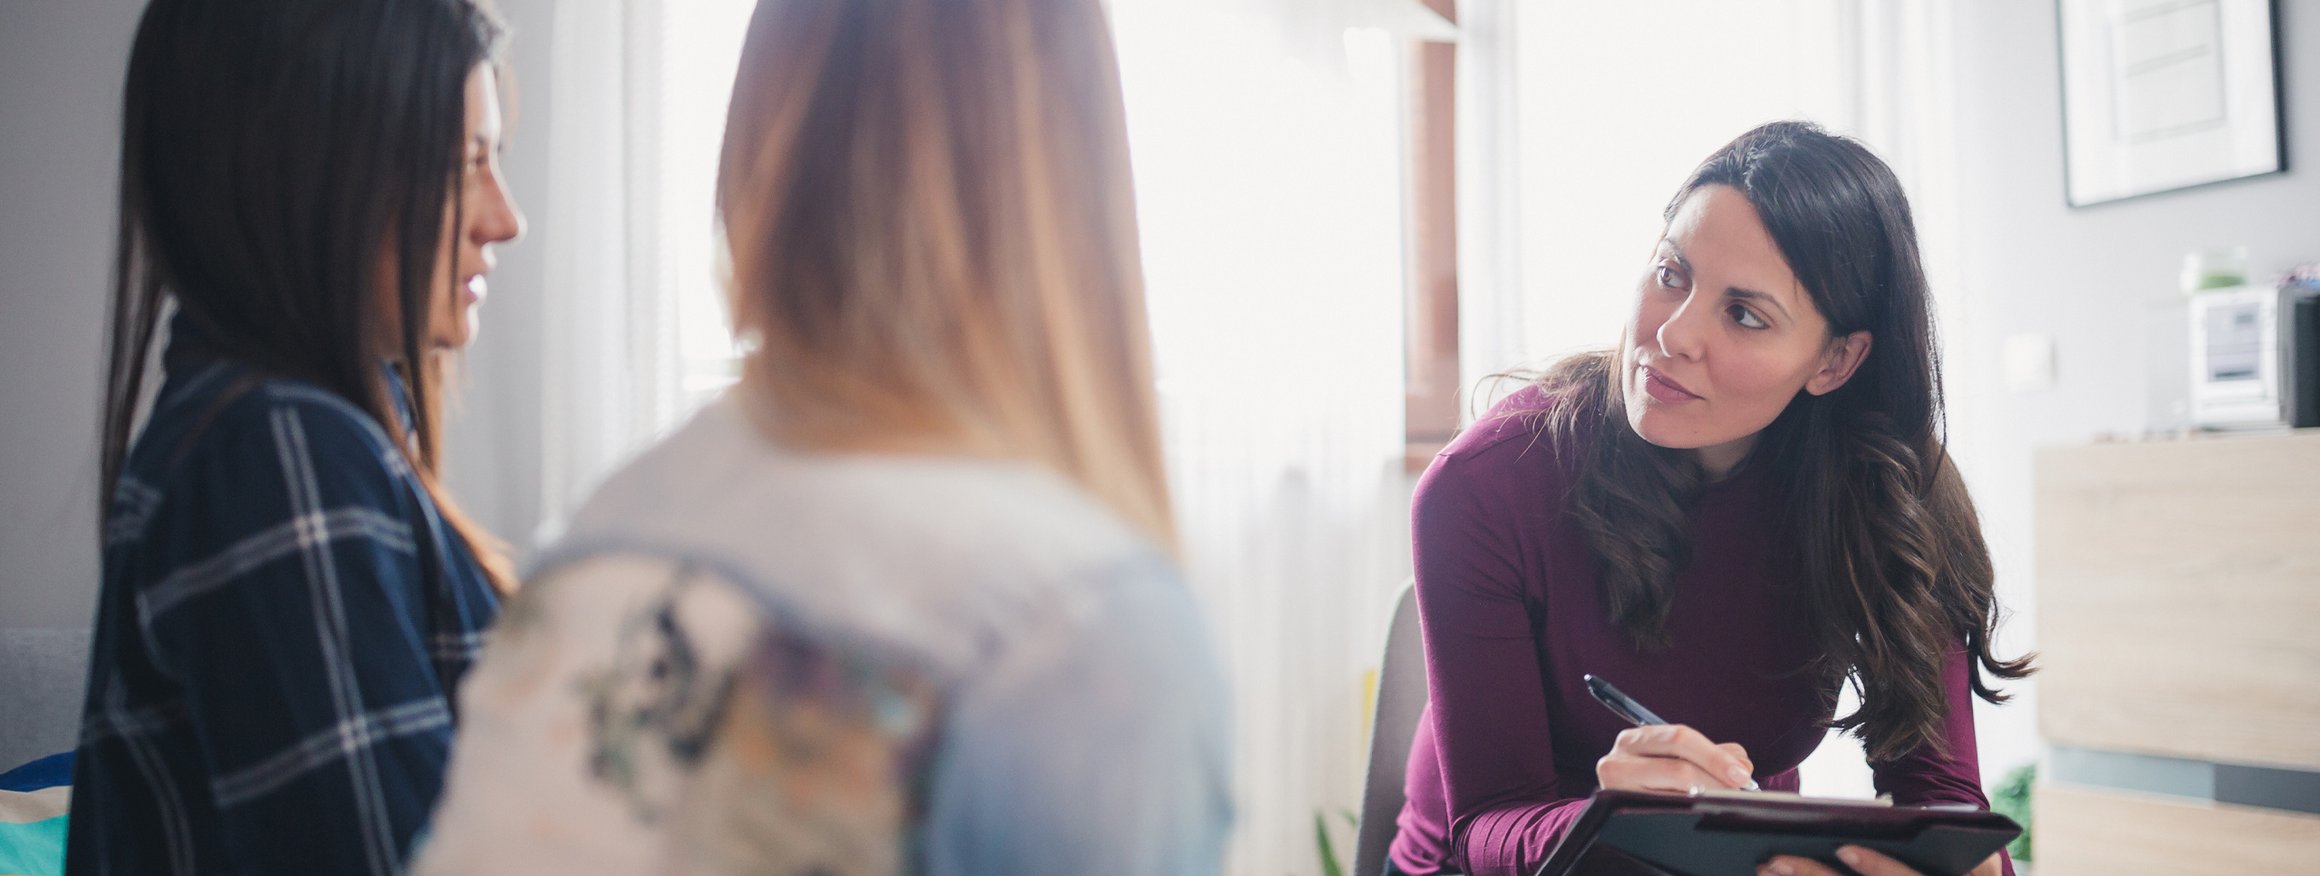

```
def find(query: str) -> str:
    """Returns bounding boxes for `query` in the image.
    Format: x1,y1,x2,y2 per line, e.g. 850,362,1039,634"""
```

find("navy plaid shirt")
68,341,500,875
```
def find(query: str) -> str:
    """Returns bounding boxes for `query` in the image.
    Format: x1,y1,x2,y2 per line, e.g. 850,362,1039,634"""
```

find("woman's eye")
1728,304,1768,330
1653,264,1685,289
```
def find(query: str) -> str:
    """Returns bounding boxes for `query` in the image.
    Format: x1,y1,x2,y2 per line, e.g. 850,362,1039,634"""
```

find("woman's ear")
1805,330,1872,396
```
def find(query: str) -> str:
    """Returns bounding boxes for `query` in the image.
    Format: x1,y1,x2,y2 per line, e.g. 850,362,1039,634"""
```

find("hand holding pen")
1584,674,1761,794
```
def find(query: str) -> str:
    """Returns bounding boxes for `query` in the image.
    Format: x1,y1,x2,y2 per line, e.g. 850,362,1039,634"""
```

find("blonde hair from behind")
715,0,1176,551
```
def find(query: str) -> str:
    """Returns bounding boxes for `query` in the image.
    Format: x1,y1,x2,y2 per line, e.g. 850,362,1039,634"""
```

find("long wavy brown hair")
1529,122,2032,762
715,0,1175,550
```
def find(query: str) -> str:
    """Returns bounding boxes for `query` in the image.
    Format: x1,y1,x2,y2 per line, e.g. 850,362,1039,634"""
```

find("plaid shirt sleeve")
121,390,463,874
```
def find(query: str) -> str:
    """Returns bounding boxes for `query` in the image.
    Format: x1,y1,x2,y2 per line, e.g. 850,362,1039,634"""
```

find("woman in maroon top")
1388,122,2033,876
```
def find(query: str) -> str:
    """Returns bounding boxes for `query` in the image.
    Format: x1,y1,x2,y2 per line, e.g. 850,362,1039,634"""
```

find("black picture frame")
2056,0,2286,207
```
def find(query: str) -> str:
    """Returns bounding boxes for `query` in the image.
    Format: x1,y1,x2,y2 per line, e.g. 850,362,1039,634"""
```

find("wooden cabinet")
2033,430,2320,874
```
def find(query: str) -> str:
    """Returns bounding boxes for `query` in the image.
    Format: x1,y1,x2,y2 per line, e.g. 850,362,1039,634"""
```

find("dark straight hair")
103,0,513,589
1535,121,2033,762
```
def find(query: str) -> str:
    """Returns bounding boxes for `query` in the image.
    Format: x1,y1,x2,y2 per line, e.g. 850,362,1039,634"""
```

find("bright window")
658,0,756,412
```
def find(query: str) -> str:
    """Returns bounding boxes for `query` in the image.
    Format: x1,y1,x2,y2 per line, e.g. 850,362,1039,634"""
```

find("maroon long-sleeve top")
1389,386,2005,876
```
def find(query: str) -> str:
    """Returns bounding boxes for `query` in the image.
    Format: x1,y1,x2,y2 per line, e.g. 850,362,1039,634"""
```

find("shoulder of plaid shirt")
67,356,500,876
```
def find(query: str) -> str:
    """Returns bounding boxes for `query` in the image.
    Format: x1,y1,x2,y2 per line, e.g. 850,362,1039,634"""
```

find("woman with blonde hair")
414,0,1229,872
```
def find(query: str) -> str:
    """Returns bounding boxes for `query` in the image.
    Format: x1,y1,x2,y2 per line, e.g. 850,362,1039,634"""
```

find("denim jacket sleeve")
918,556,1234,875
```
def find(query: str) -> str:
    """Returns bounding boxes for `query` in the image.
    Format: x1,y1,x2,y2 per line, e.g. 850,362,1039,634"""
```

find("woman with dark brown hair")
71,0,523,872
1388,121,2032,876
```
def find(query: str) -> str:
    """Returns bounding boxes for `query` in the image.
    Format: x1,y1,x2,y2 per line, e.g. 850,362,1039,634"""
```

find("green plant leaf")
1990,763,2036,862
1315,810,1346,876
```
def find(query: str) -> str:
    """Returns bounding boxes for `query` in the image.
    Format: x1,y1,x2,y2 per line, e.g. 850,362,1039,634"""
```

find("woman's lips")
463,275,487,305
1640,365,1701,403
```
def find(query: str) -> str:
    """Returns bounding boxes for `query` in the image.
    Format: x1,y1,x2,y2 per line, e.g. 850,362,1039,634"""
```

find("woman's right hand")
1596,724,1757,794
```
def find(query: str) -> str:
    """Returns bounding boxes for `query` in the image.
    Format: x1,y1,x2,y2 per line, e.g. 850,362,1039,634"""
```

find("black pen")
1583,673,1760,791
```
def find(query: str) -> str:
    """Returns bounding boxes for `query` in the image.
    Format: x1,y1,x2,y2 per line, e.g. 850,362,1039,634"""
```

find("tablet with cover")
1533,789,2020,876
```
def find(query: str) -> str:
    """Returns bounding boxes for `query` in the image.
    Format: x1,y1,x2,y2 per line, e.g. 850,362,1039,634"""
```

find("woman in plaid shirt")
69,0,525,872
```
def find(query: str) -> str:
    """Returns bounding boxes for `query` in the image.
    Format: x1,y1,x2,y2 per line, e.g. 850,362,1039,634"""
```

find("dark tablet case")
1533,789,2021,876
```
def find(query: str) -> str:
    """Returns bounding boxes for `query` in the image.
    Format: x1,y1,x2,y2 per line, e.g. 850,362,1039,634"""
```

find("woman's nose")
1654,293,1709,360
478,179,525,246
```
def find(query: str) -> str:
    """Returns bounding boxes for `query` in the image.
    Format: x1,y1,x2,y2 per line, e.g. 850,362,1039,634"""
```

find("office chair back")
1353,581,1427,876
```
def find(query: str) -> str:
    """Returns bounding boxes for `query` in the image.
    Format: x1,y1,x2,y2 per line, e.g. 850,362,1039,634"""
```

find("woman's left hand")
1758,846,2003,876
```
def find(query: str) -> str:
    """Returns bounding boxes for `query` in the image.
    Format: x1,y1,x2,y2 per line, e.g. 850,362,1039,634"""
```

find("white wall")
0,0,141,769
1945,0,2319,785
0,0,144,633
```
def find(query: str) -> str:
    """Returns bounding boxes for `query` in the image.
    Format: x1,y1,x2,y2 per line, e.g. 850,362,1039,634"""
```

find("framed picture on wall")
2057,0,2284,207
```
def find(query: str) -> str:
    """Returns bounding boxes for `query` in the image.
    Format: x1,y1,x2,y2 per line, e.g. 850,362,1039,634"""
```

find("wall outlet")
2005,333,2057,392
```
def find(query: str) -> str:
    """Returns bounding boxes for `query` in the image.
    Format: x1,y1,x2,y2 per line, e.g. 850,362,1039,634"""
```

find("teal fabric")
0,814,68,876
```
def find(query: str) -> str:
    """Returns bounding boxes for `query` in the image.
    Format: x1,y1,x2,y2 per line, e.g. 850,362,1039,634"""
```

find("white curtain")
532,0,674,540
1453,0,1529,420
526,0,749,545
1111,1,1442,872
